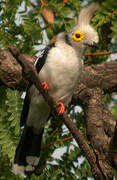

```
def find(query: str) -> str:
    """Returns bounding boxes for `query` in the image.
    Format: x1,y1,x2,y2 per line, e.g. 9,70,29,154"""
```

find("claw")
37,81,48,96
58,102,65,114
42,81,49,90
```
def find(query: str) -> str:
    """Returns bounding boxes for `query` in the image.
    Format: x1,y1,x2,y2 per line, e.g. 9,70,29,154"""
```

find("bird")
12,2,99,177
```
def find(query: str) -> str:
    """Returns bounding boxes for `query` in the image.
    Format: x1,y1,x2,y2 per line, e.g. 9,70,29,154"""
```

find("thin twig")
42,136,73,148
95,9,117,28
85,50,117,56
40,0,48,7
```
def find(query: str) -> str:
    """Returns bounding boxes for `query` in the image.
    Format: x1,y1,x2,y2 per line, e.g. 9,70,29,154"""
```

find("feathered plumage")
12,3,99,177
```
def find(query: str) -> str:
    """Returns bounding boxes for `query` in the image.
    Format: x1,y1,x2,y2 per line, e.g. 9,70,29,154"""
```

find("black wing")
20,43,55,127
35,43,55,73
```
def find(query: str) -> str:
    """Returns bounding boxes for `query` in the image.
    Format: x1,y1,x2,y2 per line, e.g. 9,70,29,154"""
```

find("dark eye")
75,34,81,39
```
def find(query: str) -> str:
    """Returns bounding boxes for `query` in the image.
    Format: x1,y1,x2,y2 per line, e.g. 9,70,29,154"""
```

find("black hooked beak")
84,42,99,48
92,42,99,48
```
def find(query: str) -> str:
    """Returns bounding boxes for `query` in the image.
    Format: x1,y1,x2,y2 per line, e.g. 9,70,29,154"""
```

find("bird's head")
65,3,99,53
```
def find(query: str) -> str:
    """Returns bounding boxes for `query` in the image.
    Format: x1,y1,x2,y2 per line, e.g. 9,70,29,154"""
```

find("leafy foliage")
0,0,117,179
0,87,22,160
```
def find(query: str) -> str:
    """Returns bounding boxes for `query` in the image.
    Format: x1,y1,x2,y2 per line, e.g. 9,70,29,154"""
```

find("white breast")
39,41,83,105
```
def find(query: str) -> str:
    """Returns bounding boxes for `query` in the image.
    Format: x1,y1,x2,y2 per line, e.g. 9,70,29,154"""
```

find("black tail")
12,125,44,177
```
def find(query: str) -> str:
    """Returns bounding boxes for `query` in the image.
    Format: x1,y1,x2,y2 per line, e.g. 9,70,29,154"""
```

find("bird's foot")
42,81,49,90
58,102,65,114
37,81,49,96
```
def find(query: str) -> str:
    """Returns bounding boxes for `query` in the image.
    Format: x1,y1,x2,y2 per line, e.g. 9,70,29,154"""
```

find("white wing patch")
34,49,46,66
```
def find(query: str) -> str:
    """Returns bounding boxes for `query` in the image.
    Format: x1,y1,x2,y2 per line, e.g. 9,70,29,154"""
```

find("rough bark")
72,86,115,179
0,49,36,90
0,47,117,179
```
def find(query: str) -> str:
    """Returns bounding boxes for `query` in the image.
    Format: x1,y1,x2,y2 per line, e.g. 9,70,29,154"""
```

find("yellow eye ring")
72,31,84,42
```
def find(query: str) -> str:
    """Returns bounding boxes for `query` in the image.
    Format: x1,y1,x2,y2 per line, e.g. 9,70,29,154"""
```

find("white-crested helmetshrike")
12,3,99,177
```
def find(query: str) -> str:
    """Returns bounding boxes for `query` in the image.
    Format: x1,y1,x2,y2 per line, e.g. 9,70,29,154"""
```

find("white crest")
78,2,99,26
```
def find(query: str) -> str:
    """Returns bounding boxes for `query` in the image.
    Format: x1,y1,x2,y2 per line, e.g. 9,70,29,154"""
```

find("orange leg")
58,102,65,114
42,81,49,90
37,81,49,96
